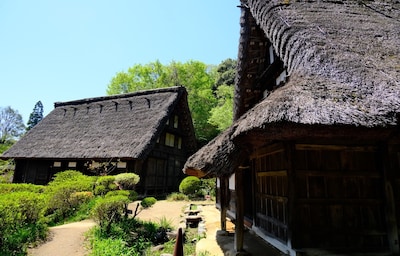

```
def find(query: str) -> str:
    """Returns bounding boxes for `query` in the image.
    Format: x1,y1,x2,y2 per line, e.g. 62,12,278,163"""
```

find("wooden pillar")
285,142,297,251
134,160,146,194
220,176,229,231
234,168,245,253
380,144,399,254
173,228,183,256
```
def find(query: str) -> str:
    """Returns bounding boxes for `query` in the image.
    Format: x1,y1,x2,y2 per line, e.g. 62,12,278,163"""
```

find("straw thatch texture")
184,0,400,177
183,126,245,178
235,0,400,135
2,87,192,160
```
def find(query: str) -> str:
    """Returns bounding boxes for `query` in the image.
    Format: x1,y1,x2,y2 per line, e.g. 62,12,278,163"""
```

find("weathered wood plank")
295,144,377,152
257,170,287,176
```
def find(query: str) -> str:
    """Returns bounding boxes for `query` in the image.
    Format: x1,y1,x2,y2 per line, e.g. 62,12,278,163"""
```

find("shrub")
91,195,130,231
89,237,139,256
0,183,45,194
141,197,157,208
94,176,117,196
105,190,129,198
87,219,155,256
66,197,98,223
70,191,94,206
166,192,189,201
105,190,137,201
201,178,216,197
114,173,140,190
179,176,201,196
0,192,48,255
93,184,107,196
46,171,95,221
49,170,91,184
157,216,174,231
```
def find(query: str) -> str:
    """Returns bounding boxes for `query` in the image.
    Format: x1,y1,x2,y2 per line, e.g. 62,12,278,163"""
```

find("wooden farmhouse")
184,0,400,255
1,86,197,195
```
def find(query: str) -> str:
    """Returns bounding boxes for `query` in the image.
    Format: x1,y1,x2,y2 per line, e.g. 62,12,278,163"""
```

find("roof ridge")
54,86,185,107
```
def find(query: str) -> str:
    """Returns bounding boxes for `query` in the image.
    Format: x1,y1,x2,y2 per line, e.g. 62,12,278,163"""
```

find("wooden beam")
379,144,399,254
295,144,377,152
234,168,245,253
285,142,296,251
220,176,229,231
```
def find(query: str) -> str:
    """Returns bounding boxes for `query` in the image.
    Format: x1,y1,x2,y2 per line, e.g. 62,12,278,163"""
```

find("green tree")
0,106,25,144
27,101,44,131
208,59,237,131
213,58,237,91
107,60,219,143
208,85,234,131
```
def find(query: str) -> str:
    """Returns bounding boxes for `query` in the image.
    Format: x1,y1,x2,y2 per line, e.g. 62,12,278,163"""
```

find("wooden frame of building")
184,1,400,255
1,86,196,195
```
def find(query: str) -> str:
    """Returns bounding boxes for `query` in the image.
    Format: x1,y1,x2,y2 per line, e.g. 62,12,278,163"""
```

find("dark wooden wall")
251,143,289,243
292,144,386,251
250,142,391,252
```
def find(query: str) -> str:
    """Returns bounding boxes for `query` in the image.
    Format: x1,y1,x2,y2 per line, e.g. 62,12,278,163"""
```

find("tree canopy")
107,59,237,144
27,101,44,131
0,106,25,144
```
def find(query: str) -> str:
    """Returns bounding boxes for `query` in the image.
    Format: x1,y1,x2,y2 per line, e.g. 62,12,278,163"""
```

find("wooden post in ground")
220,176,229,231
234,168,245,253
173,228,183,256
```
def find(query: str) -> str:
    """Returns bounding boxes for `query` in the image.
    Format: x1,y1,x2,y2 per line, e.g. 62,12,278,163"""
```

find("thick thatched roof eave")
1,86,195,160
183,126,246,178
235,0,400,126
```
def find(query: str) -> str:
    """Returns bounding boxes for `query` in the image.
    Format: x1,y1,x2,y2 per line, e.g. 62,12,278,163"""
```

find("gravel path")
27,201,189,256
28,219,96,256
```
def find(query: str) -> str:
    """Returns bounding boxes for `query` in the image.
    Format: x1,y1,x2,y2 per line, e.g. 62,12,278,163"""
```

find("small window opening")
174,115,179,128
165,133,175,147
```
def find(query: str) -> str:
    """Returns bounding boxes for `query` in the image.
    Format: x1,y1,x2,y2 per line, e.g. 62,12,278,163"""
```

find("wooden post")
234,168,245,253
220,176,229,231
379,144,399,254
173,228,183,256
285,142,296,251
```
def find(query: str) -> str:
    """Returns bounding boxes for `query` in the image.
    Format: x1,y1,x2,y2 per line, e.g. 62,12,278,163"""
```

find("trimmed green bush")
91,195,130,231
0,191,48,255
141,197,157,208
179,176,201,196
45,170,96,223
94,176,118,196
0,183,45,194
105,190,129,198
49,170,92,184
105,190,137,201
114,173,140,190
70,191,94,206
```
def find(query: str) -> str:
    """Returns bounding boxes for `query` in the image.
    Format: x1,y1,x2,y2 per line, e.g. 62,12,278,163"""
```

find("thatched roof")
1,86,196,160
235,0,400,131
184,126,245,178
184,0,400,177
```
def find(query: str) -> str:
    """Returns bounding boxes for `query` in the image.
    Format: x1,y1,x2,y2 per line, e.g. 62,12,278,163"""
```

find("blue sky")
0,1,240,123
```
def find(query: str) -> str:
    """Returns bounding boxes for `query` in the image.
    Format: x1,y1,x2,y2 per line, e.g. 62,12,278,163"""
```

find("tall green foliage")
107,60,223,143
27,101,44,131
46,170,96,222
0,191,48,255
208,59,237,131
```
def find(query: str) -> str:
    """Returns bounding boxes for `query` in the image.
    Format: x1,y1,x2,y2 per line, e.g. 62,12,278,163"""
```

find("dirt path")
28,219,96,256
27,201,189,256
129,200,189,229
27,200,280,256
